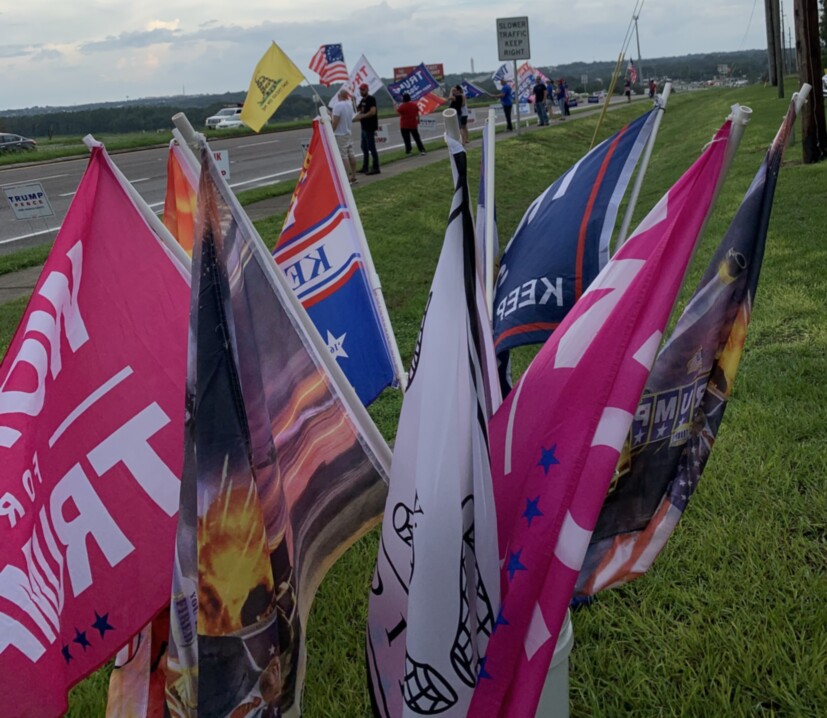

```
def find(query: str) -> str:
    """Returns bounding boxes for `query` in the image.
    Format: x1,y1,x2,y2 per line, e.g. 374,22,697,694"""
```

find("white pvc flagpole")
615,82,672,250
484,108,497,312
317,105,408,392
82,134,191,271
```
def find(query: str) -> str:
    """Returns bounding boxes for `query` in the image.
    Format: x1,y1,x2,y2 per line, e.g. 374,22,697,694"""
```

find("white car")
215,118,246,130
205,107,243,128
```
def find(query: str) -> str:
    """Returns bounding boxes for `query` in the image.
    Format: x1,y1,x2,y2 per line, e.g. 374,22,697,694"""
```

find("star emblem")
326,330,348,360
92,611,114,639
494,607,510,632
522,497,543,527
634,429,645,444
477,656,493,683
656,424,668,439
506,549,527,581
538,445,560,475
61,645,73,663
73,628,91,651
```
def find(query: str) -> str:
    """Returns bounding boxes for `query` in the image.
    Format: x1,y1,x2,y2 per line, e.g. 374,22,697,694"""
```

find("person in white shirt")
331,89,358,183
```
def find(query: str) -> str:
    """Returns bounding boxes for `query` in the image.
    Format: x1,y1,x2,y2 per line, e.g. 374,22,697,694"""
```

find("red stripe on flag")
494,321,561,349
275,212,347,263
302,261,362,308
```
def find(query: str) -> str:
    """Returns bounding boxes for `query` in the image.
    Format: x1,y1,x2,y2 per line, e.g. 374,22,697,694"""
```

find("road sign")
4,182,54,220
211,150,231,179
375,125,390,144
496,17,530,61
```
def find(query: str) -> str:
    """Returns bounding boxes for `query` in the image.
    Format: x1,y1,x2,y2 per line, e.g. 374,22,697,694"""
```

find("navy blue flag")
461,80,485,98
387,63,440,102
492,108,657,355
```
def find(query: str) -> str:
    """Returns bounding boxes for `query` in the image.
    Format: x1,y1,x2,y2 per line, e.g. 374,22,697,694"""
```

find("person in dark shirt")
396,93,427,155
533,79,549,126
354,83,380,174
497,80,514,131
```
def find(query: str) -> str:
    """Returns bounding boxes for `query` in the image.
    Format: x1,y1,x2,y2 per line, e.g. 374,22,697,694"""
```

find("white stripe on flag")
633,331,663,371
524,603,551,660
591,407,633,452
553,510,592,571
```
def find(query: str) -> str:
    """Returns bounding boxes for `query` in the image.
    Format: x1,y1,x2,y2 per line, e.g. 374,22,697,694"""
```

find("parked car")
215,118,246,130
205,106,243,128
0,133,37,152
823,73,827,93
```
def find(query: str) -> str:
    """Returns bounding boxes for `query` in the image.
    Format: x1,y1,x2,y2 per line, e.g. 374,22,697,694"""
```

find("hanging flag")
416,92,447,116
628,60,638,85
346,54,385,96
240,42,305,132
166,142,392,718
367,137,501,718
387,63,441,103
516,62,549,104
0,145,189,718
162,140,198,255
461,80,485,99
275,118,397,405
467,120,732,717
309,43,349,87
576,100,800,597
492,63,514,84
492,108,658,356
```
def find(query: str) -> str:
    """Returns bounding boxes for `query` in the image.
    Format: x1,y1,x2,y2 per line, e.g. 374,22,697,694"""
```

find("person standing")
555,79,568,120
624,78,632,102
331,89,358,183
354,83,380,175
533,78,549,126
396,92,427,155
497,80,514,131
449,85,469,144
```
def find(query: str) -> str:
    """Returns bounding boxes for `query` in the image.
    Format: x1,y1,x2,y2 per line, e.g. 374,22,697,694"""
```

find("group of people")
331,83,381,182
496,77,570,131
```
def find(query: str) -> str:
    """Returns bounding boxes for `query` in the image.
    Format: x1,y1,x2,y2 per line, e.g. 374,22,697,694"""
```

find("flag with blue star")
578,99,802,598
469,117,733,716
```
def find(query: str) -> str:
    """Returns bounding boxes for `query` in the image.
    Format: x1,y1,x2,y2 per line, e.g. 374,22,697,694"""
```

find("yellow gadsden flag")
240,42,304,132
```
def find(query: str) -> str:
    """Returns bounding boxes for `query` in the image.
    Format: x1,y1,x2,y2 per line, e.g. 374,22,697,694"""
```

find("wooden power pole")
794,0,827,162
765,0,779,84
771,0,785,97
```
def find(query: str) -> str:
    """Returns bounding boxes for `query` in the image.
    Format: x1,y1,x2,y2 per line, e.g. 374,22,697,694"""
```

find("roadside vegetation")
1,83,824,717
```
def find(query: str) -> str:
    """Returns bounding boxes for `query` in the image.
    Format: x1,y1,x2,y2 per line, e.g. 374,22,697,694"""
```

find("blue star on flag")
73,628,91,651
494,606,510,632
538,444,560,474
92,611,114,639
477,656,493,683
522,496,543,526
61,645,72,663
506,548,527,581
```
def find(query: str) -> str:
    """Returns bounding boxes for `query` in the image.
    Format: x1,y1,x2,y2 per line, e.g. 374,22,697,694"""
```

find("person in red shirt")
395,93,427,156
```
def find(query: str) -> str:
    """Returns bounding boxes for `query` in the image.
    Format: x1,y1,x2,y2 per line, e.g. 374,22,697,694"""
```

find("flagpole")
82,135,191,271
317,105,409,392
513,60,521,136
590,52,625,150
484,108,497,312
615,82,672,250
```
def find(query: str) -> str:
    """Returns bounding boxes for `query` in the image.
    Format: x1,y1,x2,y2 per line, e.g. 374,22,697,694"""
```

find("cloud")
80,27,183,53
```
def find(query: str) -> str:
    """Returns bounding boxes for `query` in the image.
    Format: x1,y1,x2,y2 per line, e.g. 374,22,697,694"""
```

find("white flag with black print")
366,136,501,717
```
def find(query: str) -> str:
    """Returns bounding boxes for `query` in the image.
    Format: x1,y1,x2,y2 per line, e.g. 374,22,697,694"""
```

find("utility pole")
771,0,785,97
633,15,644,83
765,0,779,84
780,1,787,75
794,0,827,162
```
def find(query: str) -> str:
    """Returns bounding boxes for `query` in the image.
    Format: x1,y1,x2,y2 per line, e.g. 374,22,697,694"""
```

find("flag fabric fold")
492,63,514,84
576,101,799,597
241,42,304,132
492,108,658,355
275,117,397,405
346,54,385,97
166,142,392,718
460,80,485,99
467,120,732,717
387,64,440,103
0,145,189,718
627,60,638,85
367,137,501,718
309,44,349,87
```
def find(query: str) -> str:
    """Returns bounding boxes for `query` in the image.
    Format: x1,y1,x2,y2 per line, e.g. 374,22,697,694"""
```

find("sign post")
496,16,530,136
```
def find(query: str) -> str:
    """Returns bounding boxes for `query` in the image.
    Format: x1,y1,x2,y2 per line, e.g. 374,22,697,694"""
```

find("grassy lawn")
4,83,825,716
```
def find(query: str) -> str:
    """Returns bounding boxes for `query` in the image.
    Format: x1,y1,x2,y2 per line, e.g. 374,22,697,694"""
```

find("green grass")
11,83,826,716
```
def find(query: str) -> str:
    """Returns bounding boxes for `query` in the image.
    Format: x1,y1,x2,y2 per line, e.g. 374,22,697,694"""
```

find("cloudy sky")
2,0,774,110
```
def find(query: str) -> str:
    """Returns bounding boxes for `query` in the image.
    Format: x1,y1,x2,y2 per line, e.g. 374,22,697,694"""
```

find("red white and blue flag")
275,118,397,405
576,100,801,597
461,80,485,99
628,60,638,85
309,44,349,86
492,108,658,355
467,120,732,716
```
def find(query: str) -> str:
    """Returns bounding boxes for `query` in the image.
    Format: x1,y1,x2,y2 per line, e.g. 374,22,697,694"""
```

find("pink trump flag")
0,146,189,718
468,120,732,716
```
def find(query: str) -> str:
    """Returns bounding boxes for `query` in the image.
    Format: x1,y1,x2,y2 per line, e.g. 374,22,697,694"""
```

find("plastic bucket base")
535,609,573,717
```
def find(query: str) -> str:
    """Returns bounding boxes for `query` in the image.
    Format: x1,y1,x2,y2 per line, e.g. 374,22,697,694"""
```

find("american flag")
309,44,349,86
627,60,638,85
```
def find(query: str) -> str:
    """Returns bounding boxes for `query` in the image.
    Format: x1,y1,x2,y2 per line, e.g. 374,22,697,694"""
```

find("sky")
1,0,776,110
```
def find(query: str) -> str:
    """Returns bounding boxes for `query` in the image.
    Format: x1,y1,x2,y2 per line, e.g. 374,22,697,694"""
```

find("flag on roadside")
162,140,198,254
0,145,189,718
416,92,447,116
241,42,304,132
309,44,349,87
387,63,441,103
575,100,800,597
166,141,392,718
367,136,501,718
346,54,385,96
275,118,397,405
461,80,485,99
516,63,549,103
492,63,514,83
492,108,658,356
467,120,732,717
628,60,638,85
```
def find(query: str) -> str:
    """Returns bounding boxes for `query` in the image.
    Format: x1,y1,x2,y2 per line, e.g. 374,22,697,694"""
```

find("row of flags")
0,41,808,717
